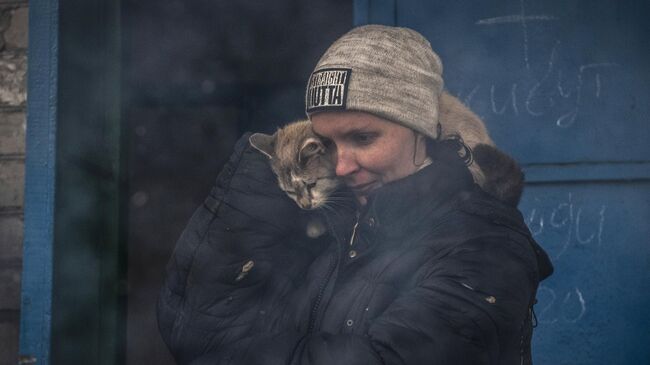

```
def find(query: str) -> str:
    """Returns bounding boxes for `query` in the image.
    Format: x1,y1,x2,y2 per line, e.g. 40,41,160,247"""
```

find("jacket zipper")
349,219,359,246
307,212,360,333
307,254,336,333
349,211,360,245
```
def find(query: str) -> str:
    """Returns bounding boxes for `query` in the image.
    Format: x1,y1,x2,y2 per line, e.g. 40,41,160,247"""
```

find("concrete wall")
0,1,27,364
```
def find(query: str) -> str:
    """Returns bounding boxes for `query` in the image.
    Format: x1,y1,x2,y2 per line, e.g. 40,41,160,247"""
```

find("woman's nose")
335,149,358,177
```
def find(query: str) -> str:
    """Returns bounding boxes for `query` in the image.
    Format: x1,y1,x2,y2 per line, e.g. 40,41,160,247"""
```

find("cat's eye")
299,141,325,166
303,142,319,153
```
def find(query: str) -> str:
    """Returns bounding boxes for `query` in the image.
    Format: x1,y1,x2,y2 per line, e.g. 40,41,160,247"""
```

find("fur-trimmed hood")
438,92,524,206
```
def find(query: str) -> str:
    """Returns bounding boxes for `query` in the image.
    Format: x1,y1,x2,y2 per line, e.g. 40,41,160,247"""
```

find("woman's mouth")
349,181,380,194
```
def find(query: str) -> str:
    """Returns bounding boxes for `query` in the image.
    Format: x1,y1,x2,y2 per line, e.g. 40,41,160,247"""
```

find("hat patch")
306,68,351,113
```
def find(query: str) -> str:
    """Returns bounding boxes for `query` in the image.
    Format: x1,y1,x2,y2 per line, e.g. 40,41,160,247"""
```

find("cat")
249,120,341,210
250,92,524,216
250,120,340,238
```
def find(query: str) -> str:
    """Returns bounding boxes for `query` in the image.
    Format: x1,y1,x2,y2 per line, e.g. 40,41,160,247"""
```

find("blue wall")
355,0,650,364
20,0,58,363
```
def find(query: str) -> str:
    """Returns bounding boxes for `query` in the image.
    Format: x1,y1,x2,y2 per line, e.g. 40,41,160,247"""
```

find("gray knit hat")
305,24,444,139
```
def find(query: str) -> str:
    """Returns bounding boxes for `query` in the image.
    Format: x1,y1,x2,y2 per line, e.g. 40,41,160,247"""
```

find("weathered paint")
20,0,124,364
354,0,396,26
19,0,58,363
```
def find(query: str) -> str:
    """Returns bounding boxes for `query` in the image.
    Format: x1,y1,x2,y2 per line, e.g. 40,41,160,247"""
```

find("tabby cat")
249,120,341,210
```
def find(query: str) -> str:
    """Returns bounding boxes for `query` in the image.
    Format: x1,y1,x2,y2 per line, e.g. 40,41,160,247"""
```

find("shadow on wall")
122,1,351,364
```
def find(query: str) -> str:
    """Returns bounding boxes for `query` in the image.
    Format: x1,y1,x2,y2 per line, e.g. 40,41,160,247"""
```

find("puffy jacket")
157,133,554,365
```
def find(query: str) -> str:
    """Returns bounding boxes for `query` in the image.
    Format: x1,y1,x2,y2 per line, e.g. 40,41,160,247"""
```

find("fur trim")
472,144,525,206
438,92,494,187
438,93,524,206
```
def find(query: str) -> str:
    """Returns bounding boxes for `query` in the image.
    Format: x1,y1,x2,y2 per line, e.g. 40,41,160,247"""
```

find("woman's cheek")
358,147,385,172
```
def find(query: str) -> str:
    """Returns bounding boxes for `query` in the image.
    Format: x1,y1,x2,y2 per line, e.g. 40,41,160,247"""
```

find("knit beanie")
305,24,444,139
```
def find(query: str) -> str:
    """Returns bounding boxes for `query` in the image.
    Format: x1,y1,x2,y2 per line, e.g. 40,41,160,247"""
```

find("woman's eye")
320,139,336,154
352,133,376,145
321,138,334,148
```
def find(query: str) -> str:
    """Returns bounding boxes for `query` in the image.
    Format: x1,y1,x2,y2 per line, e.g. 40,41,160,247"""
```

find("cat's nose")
298,196,312,209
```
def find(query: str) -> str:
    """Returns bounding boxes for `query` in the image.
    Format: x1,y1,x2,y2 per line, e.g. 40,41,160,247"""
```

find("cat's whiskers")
319,203,346,221
320,200,350,214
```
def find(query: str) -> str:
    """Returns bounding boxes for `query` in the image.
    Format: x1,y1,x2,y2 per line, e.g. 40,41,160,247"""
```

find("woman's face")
311,111,427,204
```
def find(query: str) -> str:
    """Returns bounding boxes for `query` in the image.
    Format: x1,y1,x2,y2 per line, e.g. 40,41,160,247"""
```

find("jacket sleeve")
157,133,327,364
195,233,539,365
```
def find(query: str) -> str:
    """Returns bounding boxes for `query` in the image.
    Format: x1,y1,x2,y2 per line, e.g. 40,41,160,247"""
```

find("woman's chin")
350,182,383,206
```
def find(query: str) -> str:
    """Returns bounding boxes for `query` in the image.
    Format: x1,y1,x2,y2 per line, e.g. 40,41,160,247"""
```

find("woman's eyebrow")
314,128,364,140
342,127,377,137
313,124,375,140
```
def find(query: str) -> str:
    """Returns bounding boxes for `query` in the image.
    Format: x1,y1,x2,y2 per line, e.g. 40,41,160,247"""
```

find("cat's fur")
251,92,524,209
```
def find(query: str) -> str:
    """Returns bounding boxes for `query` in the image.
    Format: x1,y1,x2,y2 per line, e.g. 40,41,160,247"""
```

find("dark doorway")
121,1,352,363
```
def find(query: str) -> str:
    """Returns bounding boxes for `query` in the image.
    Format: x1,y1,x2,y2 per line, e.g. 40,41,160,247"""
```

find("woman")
158,25,553,364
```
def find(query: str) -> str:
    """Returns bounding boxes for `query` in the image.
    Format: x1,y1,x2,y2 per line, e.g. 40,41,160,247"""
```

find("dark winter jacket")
157,134,553,365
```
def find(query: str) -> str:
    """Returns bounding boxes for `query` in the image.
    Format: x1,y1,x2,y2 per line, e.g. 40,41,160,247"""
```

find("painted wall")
0,1,27,364
355,0,650,364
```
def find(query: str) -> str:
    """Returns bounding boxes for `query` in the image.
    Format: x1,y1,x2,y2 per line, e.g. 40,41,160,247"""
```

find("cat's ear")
299,138,325,164
249,133,276,159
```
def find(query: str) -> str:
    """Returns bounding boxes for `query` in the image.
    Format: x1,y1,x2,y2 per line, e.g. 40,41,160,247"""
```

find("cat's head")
250,120,340,210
